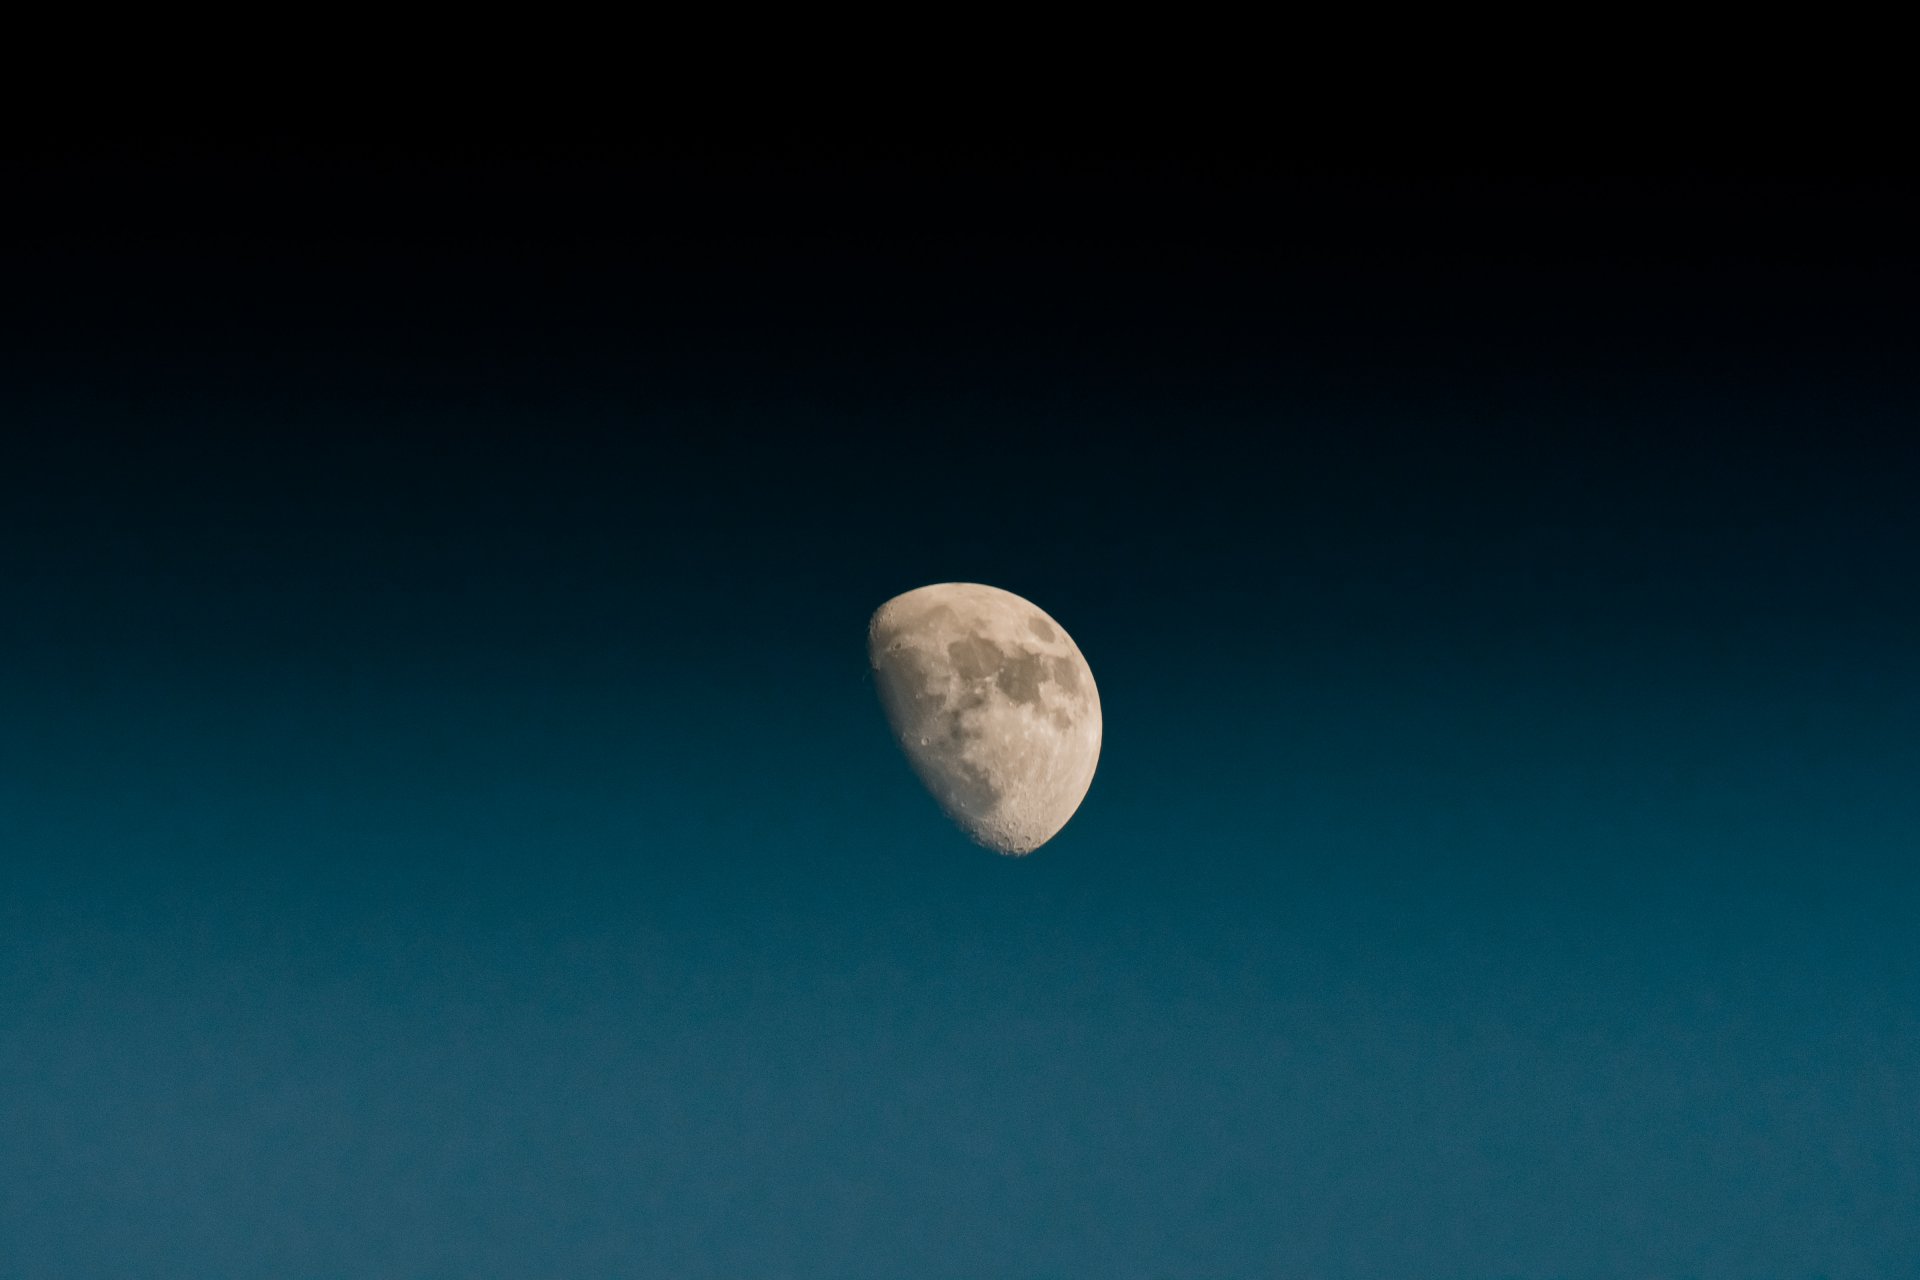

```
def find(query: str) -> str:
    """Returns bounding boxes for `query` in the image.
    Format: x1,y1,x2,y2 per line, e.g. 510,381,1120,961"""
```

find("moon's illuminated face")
868,583,1102,855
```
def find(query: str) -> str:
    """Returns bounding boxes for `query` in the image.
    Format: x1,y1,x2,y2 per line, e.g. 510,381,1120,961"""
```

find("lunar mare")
869,583,1101,855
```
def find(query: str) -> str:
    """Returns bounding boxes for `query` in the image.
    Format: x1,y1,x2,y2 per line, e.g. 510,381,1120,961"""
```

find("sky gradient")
4,157,1918,1277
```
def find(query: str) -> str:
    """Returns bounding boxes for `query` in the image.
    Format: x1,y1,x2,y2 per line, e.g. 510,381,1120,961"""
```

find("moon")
868,582,1102,855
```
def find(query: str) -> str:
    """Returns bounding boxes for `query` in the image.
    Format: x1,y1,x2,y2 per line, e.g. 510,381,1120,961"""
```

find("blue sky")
4,164,1918,1277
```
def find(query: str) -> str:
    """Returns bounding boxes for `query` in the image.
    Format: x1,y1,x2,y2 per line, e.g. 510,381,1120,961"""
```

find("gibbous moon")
869,582,1102,855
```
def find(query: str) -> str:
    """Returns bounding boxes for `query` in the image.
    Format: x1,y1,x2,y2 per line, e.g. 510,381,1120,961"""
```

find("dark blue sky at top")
3,157,1918,1277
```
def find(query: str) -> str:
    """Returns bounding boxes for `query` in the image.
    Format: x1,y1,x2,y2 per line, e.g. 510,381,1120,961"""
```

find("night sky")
4,152,1918,1277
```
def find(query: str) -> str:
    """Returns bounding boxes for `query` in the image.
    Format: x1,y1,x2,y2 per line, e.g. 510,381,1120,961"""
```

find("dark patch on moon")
946,635,999,681
935,734,1000,815
1048,655,1081,693
944,633,1051,706
1027,615,1056,642
995,647,1047,704
888,643,1003,817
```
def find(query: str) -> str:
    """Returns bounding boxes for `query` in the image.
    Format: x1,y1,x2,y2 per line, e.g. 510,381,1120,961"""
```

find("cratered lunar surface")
869,582,1101,855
